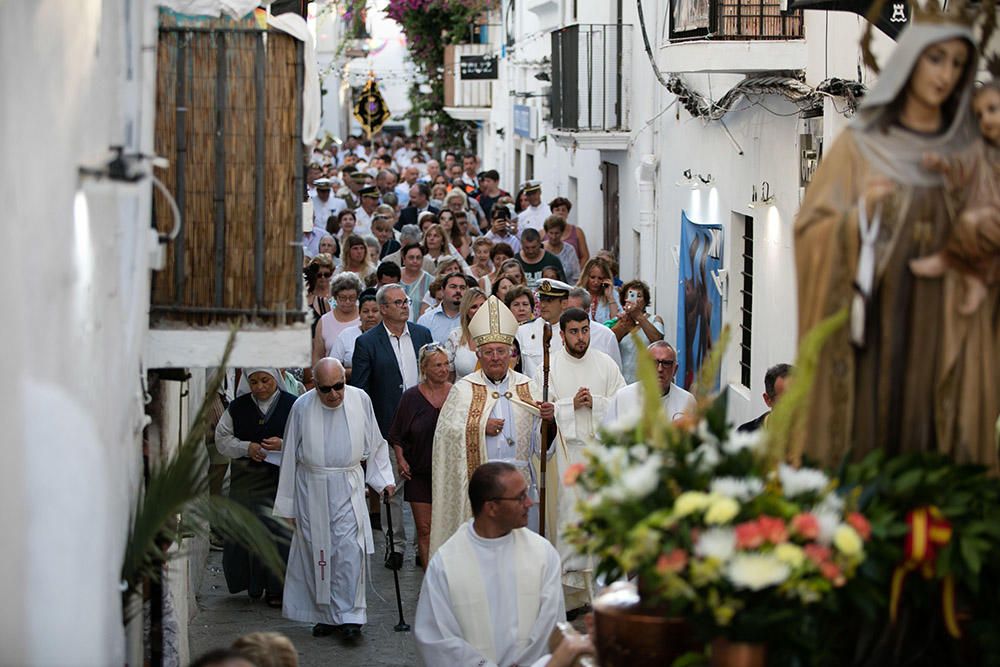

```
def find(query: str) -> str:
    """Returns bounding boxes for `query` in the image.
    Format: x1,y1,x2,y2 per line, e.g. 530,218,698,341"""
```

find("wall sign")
513,104,534,139
460,55,498,80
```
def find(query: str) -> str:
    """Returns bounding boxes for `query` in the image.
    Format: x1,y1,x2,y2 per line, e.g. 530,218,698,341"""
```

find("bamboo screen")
152,12,303,325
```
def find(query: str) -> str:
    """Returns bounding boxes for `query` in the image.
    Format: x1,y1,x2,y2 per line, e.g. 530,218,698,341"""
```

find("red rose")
846,512,872,541
735,521,765,549
791,513,820,540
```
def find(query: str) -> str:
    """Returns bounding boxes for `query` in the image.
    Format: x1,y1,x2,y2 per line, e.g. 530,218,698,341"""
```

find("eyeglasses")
479,348,511,359
488,490,530,504
317,382,345,393
335,293,357,302
317,271,333,278
654,359,676,368
389,298,411,308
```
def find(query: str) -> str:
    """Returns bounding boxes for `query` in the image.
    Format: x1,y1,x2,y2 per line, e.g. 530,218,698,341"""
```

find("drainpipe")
636,153,658,284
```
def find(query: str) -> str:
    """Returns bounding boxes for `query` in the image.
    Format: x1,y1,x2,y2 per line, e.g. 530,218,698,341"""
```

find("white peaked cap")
468,295,518,346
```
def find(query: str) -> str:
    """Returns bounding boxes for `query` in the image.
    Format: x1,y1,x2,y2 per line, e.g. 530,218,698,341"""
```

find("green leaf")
960,535,984,575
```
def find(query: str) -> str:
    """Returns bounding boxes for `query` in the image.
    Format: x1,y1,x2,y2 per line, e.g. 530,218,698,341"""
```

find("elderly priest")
429,296,556,558
274,358,396,642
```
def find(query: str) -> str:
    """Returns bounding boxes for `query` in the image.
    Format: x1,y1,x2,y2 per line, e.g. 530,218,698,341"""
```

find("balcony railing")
550,24,631,132
670,0,802,40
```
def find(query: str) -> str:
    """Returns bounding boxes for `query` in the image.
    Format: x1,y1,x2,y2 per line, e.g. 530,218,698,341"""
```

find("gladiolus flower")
791,513,820,540
757,516,788,544
847,512,871,541
705,496,740,525
656,549,688,574
804,543,832,565
833,525,864,557
819,561,846,586
673,491,711,518
734,521,765,549
563,462,585,486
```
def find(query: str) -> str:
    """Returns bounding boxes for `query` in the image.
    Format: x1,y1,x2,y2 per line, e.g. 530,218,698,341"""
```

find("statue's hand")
864,176,895,219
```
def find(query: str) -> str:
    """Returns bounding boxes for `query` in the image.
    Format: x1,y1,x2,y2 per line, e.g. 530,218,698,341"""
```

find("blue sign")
513,104,533,139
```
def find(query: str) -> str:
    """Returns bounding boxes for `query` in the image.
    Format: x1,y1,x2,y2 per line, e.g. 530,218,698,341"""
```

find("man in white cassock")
274,358,396,642
536,307,625,610
603,341,697,427
429,296,556,558
518,280,622,379
416,462,575,667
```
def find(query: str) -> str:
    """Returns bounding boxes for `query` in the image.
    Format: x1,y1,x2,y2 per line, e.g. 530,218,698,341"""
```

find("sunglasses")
317,271,333,278
317,382,345,393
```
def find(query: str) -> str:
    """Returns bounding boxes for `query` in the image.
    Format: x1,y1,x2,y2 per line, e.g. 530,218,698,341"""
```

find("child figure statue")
911,81,1000,314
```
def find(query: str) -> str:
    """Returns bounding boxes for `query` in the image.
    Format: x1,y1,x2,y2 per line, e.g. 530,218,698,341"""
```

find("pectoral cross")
318,550,327,580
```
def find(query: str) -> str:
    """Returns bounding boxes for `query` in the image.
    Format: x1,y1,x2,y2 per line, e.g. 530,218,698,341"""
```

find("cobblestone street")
189,519,424,666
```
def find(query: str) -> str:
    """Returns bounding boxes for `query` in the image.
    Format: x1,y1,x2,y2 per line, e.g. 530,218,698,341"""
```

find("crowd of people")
196,132,759,667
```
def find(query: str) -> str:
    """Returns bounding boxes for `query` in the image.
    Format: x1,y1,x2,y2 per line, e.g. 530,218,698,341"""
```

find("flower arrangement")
563,339,872,647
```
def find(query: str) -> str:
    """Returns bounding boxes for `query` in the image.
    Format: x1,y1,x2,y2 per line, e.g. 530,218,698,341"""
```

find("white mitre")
468,295,519,346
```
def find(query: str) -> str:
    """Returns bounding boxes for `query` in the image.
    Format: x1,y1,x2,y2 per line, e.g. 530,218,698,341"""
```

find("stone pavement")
189,515,424,666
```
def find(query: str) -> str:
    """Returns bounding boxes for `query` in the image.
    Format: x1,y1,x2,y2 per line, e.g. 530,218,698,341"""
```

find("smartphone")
627,289,639,304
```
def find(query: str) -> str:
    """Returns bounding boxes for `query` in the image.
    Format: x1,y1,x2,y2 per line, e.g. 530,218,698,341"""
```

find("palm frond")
122,325,283,597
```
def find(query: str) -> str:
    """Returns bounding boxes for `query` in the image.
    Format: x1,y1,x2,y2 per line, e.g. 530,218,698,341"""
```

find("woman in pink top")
312,272,362,365
549,197,590,266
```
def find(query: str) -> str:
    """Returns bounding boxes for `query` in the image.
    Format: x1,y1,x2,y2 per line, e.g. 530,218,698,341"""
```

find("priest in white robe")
429,296,556,558
536,307,625,610
603,341,697,427
274,358,395,641
416,461,566,667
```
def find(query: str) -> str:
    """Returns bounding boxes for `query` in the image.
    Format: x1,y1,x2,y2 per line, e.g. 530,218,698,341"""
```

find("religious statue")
793,4,999,472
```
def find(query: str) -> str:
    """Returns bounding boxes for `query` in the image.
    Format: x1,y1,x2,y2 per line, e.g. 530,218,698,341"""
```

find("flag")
353,76,391,137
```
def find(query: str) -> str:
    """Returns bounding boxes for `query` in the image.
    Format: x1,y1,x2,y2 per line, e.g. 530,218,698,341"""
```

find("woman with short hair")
504,285,536,324
611,279,665,384
388,343,452,568
330,291,382,380
313,272,362,365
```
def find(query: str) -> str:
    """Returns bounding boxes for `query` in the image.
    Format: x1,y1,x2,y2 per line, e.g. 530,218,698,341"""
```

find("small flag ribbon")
889,506,961,638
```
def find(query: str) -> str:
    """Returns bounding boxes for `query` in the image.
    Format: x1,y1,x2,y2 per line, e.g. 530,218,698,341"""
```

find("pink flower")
819,561,845,586
757,516,789,544
791,513,820,540
735,521,765,549
804,543,831,565
656,549,688,575
847,512,872,541
563,462,585,486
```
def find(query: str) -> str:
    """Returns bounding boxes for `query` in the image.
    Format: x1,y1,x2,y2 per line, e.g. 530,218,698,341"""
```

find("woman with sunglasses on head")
304,254,335,339
313,272,363,366
388,343,452,569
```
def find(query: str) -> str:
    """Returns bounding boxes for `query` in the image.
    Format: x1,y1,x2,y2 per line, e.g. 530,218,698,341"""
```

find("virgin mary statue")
794,14,999,472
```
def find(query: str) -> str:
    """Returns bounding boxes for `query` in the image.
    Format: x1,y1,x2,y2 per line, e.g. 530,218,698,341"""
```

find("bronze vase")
592,582,697,667
709,638,767,667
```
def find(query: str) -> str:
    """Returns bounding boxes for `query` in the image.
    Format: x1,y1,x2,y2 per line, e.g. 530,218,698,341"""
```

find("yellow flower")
773,543,805,569
704,496,740,525
833,525,863,557
674,491,711,518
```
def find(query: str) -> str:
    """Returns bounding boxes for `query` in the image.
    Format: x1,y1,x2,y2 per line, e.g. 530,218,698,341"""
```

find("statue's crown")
910,0,977,27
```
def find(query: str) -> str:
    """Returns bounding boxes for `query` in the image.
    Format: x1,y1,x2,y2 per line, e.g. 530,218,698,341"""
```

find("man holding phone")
484,204,521,253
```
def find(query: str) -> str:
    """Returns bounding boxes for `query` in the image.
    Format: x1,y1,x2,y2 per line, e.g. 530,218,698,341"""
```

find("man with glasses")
350,284,434,563
429,296,556,559
603,340,696,426
274,358,396,643
416,462,594,667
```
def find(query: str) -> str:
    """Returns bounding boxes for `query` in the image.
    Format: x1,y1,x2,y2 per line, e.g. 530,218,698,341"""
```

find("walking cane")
383,489,410,632
538,322,552,538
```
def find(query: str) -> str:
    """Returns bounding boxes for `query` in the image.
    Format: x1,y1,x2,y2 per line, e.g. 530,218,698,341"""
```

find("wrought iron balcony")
550,24,632,133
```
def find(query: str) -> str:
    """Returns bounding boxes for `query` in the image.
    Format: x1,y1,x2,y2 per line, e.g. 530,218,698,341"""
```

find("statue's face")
973,87,1000,145
907,38,969,112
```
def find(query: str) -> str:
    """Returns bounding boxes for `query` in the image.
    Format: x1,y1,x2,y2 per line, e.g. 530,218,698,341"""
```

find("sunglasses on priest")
317,382,346,394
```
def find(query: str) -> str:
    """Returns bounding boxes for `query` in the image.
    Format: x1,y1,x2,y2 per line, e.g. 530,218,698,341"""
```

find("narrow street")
190,526,423,665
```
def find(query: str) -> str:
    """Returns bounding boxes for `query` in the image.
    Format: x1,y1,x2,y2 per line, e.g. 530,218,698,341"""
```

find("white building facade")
448,0,892,425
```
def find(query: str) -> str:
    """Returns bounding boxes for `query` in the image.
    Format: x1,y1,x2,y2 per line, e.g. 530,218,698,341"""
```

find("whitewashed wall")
0,0,158,663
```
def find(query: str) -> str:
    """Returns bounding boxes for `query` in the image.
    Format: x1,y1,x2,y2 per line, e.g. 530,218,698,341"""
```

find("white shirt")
516,204,551,236
384,322,419,390
330,324,365,369
310,192,347,230
604,381,697,426
354,206,375,237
